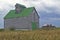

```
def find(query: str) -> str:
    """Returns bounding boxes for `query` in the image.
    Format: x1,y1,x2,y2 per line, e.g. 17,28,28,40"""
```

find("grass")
0,29,60,40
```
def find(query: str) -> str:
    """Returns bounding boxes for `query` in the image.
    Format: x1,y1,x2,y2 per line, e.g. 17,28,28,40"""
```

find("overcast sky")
0,0,60,28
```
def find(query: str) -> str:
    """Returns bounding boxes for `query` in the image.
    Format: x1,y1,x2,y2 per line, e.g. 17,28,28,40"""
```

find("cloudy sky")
0,0,60,28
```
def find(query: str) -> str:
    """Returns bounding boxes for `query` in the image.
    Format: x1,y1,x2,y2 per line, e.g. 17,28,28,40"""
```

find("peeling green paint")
4,7,34,19
32,22,37,30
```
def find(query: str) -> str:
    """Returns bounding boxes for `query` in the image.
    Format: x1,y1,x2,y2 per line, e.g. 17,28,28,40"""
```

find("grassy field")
0,29,60,40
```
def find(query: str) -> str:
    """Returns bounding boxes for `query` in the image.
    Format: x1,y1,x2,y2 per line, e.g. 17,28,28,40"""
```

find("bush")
0,29,4,31
10,27,15,31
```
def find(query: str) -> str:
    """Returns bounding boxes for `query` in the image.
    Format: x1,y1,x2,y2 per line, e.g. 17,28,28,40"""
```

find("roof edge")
33,7,40,18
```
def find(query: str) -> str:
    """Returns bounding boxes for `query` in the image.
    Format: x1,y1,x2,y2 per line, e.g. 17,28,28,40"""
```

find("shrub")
10,27,15,31
0,29,4,31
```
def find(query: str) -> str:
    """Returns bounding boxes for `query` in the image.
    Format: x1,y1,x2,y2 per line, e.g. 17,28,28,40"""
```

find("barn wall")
4,12,34,30
4,18,30,30
4,9,39,30
32,10,39,29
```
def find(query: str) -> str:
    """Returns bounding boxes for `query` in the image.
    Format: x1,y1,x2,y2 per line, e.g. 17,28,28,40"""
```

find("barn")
4,3,39,30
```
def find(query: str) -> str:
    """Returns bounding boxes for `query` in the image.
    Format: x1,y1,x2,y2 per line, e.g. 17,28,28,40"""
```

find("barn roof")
15,3,26,8
4,7,34,19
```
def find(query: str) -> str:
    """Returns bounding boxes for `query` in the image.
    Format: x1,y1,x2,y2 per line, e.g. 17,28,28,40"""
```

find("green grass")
4,7,34,19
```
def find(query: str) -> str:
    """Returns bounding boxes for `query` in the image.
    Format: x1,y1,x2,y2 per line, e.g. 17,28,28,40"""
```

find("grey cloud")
49,18,60,20
0,0,60,28
24,0,39,1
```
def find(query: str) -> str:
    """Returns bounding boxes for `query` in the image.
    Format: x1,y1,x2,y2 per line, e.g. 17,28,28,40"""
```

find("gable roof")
4,7,34,19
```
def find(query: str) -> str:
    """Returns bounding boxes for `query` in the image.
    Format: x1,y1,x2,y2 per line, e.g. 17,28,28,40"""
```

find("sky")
0,0,60,28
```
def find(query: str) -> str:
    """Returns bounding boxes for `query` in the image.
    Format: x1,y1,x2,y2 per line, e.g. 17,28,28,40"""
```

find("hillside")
0,29,60,40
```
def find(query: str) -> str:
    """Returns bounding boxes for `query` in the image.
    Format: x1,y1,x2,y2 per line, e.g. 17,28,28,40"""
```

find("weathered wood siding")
4,10,39,30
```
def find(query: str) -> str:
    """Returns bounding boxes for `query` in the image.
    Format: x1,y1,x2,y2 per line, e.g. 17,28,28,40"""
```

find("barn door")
31,22,37,30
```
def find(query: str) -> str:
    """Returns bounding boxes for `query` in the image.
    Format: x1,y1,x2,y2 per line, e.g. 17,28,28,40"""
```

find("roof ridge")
4,7,34,19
